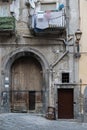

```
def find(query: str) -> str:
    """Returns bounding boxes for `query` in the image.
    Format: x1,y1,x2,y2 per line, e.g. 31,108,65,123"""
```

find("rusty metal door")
58,89,74,119
11,56,42,112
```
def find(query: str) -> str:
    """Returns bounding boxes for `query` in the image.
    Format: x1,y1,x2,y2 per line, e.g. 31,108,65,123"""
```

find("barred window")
62,73,69,83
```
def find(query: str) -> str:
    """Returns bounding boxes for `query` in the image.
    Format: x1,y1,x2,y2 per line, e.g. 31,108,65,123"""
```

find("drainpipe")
48,66,54,107
48,39,68,106
79,79,84,122
51,50,69,68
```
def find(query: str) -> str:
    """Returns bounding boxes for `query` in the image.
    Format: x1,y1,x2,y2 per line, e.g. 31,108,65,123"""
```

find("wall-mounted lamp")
75,29,82,43
75,29,82,58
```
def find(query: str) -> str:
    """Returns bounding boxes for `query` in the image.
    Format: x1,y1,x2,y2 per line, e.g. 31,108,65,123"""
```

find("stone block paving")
0,113,87,130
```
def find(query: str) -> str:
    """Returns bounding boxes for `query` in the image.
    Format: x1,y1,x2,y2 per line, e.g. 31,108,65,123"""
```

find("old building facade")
0,0,81,119
79,0,87,122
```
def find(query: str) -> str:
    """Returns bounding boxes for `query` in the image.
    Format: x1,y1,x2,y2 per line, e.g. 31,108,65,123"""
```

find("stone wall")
0,0,81,120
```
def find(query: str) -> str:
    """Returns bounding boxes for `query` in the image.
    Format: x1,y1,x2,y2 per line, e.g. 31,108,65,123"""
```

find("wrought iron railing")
29,10,66,32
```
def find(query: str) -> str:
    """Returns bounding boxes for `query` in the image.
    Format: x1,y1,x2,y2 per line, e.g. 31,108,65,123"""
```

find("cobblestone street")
0,113,87,130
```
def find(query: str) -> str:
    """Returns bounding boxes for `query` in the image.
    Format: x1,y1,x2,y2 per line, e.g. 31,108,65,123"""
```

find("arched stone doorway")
3,47,49,113
11,56,43,112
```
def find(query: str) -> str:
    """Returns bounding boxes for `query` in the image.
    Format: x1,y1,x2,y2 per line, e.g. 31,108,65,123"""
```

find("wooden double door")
58,89,74,119
10,56,42,112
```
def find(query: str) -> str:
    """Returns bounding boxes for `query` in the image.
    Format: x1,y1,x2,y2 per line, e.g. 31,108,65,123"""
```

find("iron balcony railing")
0,16,15,32
29,9,66,34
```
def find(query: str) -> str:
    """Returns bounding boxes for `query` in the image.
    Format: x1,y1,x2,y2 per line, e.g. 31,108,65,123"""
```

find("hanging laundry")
29,0,35,9
37,12,44,19
35,13,49,29
0,5,9,17
59,4,64,10
33,15,44,32
49,10,63,27
10,1,15,14
10,0,20,20
44,11,51,20
56,1,60,10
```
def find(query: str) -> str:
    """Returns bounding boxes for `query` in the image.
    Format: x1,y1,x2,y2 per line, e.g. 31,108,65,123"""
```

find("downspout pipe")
50,50,69,68
48,41,68,113
49,37,68,68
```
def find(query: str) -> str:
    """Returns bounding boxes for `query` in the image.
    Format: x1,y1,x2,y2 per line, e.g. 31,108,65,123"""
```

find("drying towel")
36,13,49,29
49,10,64,27
37,13,44,19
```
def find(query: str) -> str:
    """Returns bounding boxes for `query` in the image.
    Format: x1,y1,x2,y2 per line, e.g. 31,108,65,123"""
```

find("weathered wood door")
29,91,35,110
11,56,42,112
58,89,74,119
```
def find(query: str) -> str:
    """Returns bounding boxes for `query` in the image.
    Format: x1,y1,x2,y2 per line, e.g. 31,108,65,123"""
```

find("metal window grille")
62,72,69,83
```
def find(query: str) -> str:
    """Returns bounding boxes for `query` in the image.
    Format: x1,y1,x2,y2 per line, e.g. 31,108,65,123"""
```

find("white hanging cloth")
10,0,20,20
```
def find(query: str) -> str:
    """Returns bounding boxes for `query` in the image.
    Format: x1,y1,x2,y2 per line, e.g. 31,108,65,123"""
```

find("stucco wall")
80,0,87,88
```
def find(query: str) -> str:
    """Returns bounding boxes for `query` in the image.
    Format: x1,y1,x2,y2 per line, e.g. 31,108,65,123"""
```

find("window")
41,3,56,11
62,73,69,83
2,0,9,2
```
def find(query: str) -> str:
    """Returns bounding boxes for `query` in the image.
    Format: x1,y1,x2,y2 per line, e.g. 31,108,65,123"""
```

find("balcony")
0,17,15,34
29,10,66,37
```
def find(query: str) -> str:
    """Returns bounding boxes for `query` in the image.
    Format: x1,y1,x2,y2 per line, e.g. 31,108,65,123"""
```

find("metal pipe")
50,51,69,68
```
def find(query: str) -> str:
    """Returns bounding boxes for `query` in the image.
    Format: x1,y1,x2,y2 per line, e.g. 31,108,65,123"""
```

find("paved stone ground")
0,113,87,130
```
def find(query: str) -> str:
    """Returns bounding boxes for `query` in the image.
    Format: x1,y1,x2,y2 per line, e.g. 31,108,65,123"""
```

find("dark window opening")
41,3,56,11
2,0,9,2
62,73,69,83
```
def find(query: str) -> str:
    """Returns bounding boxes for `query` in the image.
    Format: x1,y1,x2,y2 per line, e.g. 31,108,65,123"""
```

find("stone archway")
11,56,43,112
2,47,49,113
